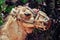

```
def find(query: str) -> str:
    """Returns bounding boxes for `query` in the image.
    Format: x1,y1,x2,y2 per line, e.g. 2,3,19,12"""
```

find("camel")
0,6,51,40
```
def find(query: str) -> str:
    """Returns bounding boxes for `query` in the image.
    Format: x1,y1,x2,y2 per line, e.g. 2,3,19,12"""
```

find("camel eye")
24,13,31,16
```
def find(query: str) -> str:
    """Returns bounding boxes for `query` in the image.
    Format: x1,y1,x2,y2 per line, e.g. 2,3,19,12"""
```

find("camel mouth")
24,13,31,16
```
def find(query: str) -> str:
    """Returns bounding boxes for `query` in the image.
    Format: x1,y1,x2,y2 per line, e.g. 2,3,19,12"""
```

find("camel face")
0,6,51,40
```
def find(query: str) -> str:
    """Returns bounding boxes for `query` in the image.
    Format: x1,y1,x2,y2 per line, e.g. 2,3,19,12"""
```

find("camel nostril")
24,13,31,16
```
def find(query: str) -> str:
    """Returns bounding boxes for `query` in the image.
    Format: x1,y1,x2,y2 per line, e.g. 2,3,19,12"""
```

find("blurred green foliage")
0,0,5,12
0,14,3,26
0,0,5,5
21,0,28,3
36,0,44,3
21,0,44,3
0,0,15,26
0,0,5,26
5,5,15,13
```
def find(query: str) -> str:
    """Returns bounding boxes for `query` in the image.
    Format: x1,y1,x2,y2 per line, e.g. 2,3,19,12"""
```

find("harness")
9,7,35,24
26,7,40,19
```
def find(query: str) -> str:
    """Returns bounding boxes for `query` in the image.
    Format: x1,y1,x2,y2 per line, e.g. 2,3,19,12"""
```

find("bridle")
9,6,49,31
9,6,36,24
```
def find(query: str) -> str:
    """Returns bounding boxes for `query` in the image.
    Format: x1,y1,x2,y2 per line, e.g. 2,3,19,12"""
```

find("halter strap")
25,6,35,15
9,8,34,24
